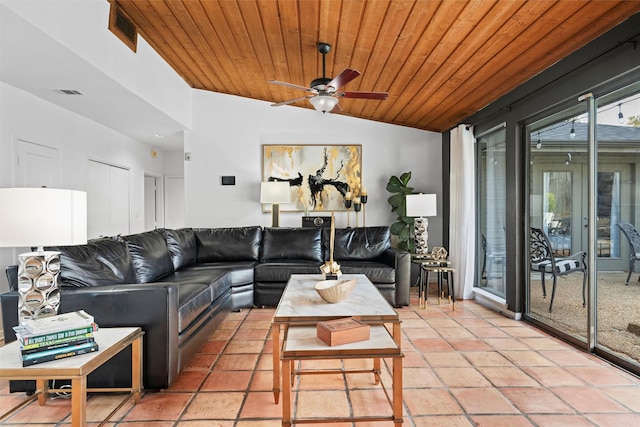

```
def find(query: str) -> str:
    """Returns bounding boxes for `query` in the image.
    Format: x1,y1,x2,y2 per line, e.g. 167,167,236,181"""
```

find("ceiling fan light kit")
268,42,388,114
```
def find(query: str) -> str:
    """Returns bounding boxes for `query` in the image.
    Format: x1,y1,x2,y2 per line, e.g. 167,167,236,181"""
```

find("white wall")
187,90,443,235
0,82,165,294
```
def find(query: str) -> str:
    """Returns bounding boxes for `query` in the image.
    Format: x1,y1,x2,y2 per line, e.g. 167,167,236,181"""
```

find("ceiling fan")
267,42,389,113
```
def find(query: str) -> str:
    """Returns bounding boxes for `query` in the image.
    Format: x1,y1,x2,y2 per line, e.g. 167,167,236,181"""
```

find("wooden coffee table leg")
282,356,291,427
36,378,47,405
393,354,403,426
70,376,87,427
272,323,281,404
373,357,381,384
131,334,143,403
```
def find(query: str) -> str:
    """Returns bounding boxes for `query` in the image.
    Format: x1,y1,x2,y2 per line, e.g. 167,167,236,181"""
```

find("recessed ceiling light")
154,134,165,138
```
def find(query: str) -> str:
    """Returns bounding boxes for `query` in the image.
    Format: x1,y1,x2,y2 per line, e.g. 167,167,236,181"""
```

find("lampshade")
260,182,291,204
406,193,437,217
0,188,88,248
309,95,339,113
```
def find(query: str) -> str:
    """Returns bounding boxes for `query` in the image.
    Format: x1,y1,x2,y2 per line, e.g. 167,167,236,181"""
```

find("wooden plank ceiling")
113,0,640,133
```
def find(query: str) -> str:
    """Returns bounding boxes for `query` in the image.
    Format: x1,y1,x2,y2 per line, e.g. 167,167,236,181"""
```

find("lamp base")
414,217,429,255
17,251,62,324
271,204,280,227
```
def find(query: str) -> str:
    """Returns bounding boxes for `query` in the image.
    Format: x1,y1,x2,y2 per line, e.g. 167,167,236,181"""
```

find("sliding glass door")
526,82,640,371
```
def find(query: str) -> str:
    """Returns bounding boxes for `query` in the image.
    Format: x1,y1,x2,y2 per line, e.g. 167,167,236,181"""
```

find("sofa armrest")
379,247,411,306
1,282,181,390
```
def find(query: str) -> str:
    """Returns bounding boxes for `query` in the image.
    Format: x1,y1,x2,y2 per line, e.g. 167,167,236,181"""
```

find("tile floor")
1,291,639,426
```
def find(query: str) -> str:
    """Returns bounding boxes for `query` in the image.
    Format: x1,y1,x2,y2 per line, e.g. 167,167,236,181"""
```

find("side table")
0,327,144,427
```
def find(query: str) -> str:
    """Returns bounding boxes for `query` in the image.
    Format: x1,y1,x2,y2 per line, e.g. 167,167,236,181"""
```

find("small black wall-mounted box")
221,176,235,185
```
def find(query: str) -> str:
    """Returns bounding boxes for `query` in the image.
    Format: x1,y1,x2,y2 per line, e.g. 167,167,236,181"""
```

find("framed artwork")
263,144,362,211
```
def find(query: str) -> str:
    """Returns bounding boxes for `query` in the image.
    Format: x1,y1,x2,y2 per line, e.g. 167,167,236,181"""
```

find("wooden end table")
0,327,144,427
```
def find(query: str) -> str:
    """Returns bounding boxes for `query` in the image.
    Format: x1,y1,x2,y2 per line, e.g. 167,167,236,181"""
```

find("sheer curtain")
450,125,476,299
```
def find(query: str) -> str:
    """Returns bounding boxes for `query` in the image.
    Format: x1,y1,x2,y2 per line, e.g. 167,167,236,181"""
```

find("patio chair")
617,221,640,285
529,227,587,312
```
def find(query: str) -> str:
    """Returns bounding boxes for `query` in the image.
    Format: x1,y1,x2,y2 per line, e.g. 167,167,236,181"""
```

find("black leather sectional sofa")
1,225,410,391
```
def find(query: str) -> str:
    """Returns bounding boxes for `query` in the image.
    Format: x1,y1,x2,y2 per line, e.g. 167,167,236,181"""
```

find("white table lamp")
260,182,291,227
405,193,437,255
0,188,87,323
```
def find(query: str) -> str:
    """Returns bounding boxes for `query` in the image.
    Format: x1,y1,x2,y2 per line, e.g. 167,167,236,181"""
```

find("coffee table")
271,274,400,403
0,327,144,427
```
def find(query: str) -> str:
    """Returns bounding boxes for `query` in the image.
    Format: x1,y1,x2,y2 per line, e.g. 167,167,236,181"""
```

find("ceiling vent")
55,89,84,96
108,1,138,52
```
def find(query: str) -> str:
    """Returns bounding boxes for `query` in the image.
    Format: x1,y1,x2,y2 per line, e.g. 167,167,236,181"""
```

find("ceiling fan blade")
339,91,389,100
270,95,314,107
267,80,315,93
327,69,361,91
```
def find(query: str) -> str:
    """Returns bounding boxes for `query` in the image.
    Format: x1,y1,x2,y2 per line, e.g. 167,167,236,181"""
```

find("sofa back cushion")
46,238,137,288
163,228,197,270
324,226,391,261
261,227,323,262
194,226,262,262
119,230,174,283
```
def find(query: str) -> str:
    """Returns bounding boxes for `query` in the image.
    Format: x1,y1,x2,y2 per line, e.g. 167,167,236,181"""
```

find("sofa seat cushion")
175,283,213,334
338,261,395,284
194,226,262,262
120,230,174,283
160,268,232,303
183,261,257,286
260,227,323,262
163,228,197,270
254,260,321,282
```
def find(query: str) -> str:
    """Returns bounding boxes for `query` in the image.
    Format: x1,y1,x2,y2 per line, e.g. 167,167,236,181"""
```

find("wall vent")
108,1,138,52
55,89,84,95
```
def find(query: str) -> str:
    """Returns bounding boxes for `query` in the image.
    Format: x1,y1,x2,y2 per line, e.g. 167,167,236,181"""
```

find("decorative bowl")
314,279,357,303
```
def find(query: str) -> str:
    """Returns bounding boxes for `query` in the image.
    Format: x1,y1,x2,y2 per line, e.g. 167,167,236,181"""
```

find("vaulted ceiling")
113,0,640,133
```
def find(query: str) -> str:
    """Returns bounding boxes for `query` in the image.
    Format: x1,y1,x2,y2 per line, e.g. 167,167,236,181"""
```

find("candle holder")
353,197,362,227
360,191,368,227
344,191,353,228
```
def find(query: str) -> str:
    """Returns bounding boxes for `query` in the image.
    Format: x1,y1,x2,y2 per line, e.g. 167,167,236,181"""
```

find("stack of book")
13,310,99,366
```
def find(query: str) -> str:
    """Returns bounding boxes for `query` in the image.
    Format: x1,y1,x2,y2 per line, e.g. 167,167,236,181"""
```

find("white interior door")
16,139,59,188
87,160,130,238
144,176,157,231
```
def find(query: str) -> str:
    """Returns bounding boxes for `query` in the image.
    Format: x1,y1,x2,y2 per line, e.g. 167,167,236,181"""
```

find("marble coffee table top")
273,274,398,323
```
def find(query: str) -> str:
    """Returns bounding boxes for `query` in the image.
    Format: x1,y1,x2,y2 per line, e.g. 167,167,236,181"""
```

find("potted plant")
386,171,415,252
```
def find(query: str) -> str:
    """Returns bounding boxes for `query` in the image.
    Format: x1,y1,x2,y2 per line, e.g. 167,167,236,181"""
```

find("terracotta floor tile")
567,366,638,386
501,326,546,338
528,414,601,427
450,388,519,414
477,366,540,387
180,391,244,420
447,338,493,351
402,318,430,328
123,392,193,421
438,327,476,339
500,387,574,413
239,391,282,419
402,350,429,367
501,350,556,367
412,415,475,426
234,328,270,340
586,413,640,427
601,387,640,411
200,370,252,391
403,389,464,416
184,353,218,370
235,421,283,427
425,318,461,328
6,398,71,424
453,317,493,328
166,370,208,391
485,317,523,327
434,367,492,388
403,326,440,339
209,328,234,341
552,387,629,413
176,421,234,427
423,351,470,368
349,388,394,417
519,337,570,351
245,309,275,320
483,338,530,351
412,337,455,352
249,370,274,391
463,351,513,367
219,319,241,330
522,366,585,387
470,415,534,426
537,349,599,366
402,367,443,388
240,320,272,330
295,390,351,418
198,340,227,354
467,327,509,338
215,353,259,371
298,371,346,390
224,340,265,354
